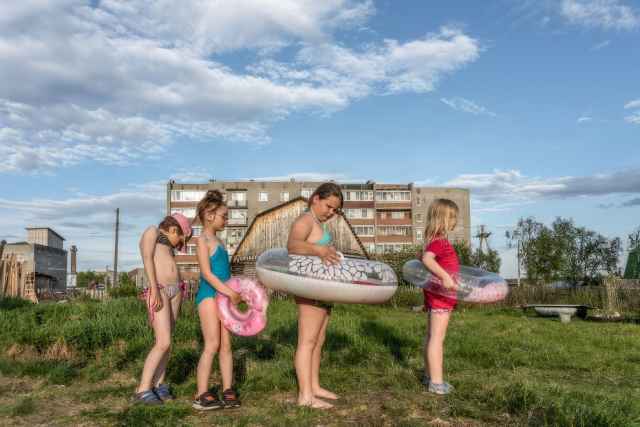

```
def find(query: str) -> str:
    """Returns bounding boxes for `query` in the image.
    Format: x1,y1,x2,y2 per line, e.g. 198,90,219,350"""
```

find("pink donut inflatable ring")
216,277,269,336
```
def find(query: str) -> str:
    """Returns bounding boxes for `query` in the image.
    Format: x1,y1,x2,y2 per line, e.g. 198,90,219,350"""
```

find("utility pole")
475,225,492,255
506,227,522,286
112,208,119,289
516,239,521,286
0,240,6,261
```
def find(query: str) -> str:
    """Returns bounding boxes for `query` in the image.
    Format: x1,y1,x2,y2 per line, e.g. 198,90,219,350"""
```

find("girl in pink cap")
134,213,192,405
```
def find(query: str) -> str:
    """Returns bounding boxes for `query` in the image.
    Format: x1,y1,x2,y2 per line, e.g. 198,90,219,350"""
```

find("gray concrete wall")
34,244,67,290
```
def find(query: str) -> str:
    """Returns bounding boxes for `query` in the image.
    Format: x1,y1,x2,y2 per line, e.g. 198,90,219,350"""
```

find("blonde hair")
424,199,459,244
195,190,225,226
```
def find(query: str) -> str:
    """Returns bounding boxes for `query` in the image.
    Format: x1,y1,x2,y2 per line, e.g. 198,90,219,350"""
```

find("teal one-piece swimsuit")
196,245,230,306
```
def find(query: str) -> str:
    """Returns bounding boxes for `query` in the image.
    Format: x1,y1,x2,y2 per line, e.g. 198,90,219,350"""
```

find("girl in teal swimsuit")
192,190,243,411
287,182,344,409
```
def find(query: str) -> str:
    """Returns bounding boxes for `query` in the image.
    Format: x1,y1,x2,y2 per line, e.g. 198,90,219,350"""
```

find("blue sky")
0,0,638,276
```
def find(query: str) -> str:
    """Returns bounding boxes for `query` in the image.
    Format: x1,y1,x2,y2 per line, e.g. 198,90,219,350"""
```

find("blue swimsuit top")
199,245,230,288
315,223,332,246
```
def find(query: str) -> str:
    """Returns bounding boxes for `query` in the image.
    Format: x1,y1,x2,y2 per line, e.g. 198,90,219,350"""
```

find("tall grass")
0,296,639,426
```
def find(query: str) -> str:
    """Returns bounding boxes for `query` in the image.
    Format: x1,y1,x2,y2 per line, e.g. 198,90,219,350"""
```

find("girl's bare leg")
196,298,220,396
295,301,333,409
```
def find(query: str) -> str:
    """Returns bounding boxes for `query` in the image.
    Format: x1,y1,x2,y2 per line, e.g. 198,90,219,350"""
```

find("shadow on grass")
0,358,80,385
360,320,413,365
165,348,199,385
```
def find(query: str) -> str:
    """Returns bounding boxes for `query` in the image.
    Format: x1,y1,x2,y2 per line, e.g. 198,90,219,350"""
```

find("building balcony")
342,200,375,208
376,218,413,226
376,235,414,243
347,218,376,226
375,202,412,210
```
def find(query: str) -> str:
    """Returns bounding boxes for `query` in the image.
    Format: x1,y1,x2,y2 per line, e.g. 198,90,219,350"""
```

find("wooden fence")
0,255,37,303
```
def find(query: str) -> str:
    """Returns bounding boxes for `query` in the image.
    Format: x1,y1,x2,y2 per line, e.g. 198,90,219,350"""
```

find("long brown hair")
424,198,459,244
195,190,225,226
308,182,344,209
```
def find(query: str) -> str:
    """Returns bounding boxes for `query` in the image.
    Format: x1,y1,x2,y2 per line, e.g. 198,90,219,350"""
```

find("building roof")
26,227,66,241
231,197,369,262
5,241,30,246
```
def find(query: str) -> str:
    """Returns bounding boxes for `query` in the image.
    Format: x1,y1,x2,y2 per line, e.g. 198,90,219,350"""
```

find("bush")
108,283,139,299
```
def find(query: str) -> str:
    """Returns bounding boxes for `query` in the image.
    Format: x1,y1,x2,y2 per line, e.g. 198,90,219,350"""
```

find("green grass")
0,296,639,426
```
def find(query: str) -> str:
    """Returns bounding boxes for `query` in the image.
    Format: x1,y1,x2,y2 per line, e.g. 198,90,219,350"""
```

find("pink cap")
171,213,192,238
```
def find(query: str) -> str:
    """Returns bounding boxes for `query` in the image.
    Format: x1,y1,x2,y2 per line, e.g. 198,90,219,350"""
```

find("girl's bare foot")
297,397,334,409
313,387,339,400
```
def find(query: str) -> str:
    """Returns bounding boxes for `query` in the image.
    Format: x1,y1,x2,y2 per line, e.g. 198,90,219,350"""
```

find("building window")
227,228,244,244
416,229,423,240
344,191,373,201
228,191,247,208
353,225,375,236
377,225,412,236
416,197,422,206
391,211,404,219
301,188,313,199
170,207,196,218
415,213,423,222
171,190,206,202
192,226,202,237
280,192,290,202
186,245,197,255
379,212,386,219
375,243,412,253
228,209,247,225
375,191,411,202
258,192,268,202
344,208,374,219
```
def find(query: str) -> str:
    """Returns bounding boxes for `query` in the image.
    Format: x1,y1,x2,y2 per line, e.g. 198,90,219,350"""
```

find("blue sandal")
153,383,174,401
133,389,163,405
427,381,454,395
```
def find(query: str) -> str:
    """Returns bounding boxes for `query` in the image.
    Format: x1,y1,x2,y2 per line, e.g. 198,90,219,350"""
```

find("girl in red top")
421,199,460,395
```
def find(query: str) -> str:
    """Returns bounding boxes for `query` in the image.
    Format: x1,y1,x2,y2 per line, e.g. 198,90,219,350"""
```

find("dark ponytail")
195,190,225,225
308,182,343,209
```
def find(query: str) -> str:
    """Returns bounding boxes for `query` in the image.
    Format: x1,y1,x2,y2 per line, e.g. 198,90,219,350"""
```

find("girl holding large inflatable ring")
420,198,461,395
287,182,344,409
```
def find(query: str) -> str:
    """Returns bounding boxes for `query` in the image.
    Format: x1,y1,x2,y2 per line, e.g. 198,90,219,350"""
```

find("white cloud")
577,116,593,123
293,27,481,95
591,40,611,49
561,0,639,30
0,2,480,174
443,168,640,202
0,185,166,270
441,97,497,117
624,99,640,109
625,112,640,124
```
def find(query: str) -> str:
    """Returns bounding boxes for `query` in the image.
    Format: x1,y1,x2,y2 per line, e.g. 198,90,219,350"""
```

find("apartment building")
167,179,470,273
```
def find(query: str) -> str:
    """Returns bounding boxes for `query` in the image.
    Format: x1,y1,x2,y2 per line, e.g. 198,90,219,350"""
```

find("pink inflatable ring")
216,277,268,336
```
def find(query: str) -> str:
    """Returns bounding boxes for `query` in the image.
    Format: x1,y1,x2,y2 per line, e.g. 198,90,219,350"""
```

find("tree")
452,241,473,266
507,216,622,285
473,247,501,273
453,241,501,273
118,272,135,288
624,227,640,279
506,217,560,284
